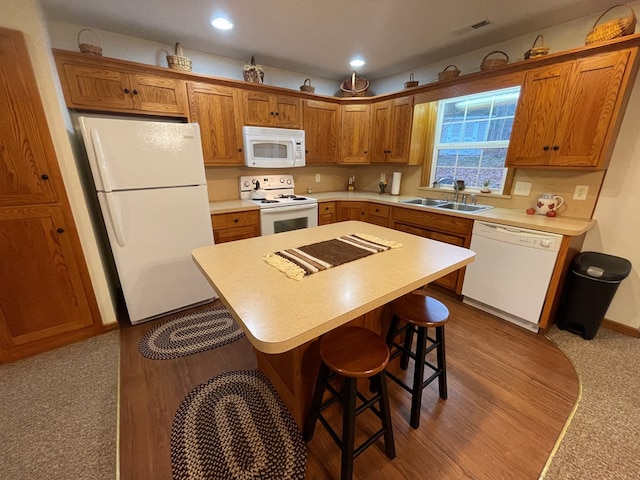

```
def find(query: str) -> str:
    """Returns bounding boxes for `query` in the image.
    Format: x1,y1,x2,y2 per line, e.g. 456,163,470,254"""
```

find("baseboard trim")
602,319,640,338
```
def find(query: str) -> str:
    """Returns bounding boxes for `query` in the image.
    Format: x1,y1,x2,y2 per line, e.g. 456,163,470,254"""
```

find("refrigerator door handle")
103,194,126,247
90,128,113,192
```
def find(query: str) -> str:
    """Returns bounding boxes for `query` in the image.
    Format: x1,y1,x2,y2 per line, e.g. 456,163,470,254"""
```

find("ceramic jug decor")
536,193,564,215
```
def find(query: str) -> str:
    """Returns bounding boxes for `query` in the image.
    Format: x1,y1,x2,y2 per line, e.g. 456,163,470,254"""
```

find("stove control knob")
286,178,292,185
279,177,285,183
243,181,250,187
540,239,551,248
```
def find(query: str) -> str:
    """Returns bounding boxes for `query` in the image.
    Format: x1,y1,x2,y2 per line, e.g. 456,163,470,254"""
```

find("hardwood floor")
119,287,579,480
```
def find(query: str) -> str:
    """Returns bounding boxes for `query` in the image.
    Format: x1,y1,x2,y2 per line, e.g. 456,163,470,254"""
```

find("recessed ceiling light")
211,17,233,30
350,59,365,68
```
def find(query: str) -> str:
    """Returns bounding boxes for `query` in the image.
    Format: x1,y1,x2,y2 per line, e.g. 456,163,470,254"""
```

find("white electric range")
240,175,318,235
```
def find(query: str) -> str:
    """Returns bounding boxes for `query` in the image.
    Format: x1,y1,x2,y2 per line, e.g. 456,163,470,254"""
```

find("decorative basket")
77,29,102,56
438,64,461,81
480,50,509,70
404,73,419,88
524,35,550,59
243,56,264,84
300,78,315,93
585,4,637,45
340,71,369,97
166,43,192,71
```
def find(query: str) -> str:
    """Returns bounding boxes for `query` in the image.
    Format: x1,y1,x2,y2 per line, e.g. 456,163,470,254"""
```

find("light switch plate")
315,174,321,183
514,181,532,196
573,184,589,200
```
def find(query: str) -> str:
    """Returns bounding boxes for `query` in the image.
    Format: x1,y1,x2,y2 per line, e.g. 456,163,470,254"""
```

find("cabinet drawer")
213,225,260,244
367,203,390,217
318,202,336,214
211,210,260,229
391,206,472,236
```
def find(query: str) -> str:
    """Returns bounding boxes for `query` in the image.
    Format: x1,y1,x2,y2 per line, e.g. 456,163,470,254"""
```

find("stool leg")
304,363,329,441
410,326,427,429
341,377,357,480
377,372,396,460
400,325,414,370
436,326,448,400
385,315,399,345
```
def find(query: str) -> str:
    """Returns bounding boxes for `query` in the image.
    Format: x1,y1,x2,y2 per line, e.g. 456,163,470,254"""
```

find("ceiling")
39,0,619,80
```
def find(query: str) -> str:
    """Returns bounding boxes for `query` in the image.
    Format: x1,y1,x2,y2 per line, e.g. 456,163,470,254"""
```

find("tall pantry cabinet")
0,28,103,363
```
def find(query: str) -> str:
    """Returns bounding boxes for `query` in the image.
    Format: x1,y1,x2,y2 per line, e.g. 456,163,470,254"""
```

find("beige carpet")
543,326,640,479
0,331,119,480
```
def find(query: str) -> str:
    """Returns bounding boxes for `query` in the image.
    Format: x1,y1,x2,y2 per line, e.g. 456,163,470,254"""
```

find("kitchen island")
192,221,475,426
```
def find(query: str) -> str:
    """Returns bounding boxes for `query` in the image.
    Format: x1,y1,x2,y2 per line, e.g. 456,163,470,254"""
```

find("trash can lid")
572,251,632,281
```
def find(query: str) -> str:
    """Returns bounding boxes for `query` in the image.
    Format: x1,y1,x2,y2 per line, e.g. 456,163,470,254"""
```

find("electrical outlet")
315,174,321,183
514,181,532,196
573,184,589,200
380,173,386,182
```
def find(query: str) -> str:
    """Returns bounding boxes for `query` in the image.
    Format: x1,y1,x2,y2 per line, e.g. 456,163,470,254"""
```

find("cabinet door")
188,82,244,166
550,50,630,167
303,100,341,163
369,101,392,163
272,94,302,128
337,201,366,221
243,91,274,126
506,63,570,167
387,96,414,163
130,74,187,116
340,104,370,164
0,31,57,206
59,63,135,110
0,206,95,360
318,201,337,225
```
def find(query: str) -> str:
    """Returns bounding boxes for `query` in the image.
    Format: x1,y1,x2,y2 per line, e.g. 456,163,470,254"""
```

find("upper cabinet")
187,82,244,166
243,91,303,128
369,96,414,163
506,49,634,169
340,104,370,164
303,100,341,163
55,52,188,117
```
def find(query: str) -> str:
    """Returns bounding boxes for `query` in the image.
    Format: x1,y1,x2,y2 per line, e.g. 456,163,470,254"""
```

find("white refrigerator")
79,116,216,325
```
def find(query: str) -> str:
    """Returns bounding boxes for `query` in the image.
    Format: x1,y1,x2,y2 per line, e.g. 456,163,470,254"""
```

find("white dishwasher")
462,221,562,332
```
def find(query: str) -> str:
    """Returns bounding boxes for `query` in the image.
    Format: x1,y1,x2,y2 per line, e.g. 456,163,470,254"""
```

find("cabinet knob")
552,145,559,150
305,150,309,154
234,218,239,223
56,228,65,233
132,89,138,95
275,112,279,116
543,145,550,151
238,148,243,152
123,88,130,94
364,150,368,154
270,111,275,116
41,174,49,180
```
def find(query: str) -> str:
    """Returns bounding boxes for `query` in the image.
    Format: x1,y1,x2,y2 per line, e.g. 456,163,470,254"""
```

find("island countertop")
192,221,475,354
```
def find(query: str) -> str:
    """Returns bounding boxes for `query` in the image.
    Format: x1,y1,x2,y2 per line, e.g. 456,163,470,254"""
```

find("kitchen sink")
435,203,494,213
401,198,494,213
401,198,450,206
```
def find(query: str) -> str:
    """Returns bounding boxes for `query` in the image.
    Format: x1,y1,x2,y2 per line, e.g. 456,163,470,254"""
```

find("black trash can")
557,252,631,339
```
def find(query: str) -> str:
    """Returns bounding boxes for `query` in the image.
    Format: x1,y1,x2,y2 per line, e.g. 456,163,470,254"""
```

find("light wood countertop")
192,221,475,354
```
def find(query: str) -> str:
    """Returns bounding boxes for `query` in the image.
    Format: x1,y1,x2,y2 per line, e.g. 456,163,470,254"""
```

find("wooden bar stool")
304,326,396,480
386,291,449,429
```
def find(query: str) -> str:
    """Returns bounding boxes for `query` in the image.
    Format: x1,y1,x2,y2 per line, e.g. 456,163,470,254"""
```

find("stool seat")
386,293,450,429
390,292,449,328
320,326,390,378
305,326,395,479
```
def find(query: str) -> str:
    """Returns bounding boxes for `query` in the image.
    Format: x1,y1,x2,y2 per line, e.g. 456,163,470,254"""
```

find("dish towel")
263,233,402,280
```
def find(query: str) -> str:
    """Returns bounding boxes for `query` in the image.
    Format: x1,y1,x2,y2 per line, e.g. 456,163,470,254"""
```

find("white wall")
0,0,117,325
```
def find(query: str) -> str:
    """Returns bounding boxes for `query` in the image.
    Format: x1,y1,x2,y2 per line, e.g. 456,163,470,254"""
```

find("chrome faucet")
434,176,460,202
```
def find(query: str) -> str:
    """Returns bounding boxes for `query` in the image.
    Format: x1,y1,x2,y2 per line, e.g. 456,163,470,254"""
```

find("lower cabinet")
337,201,367,221
390,207,472,293
366,203,390,227
318,201,337,225
211,210,261,243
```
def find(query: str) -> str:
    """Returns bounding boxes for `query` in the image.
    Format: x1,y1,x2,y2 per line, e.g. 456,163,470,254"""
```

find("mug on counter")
535,193,564,215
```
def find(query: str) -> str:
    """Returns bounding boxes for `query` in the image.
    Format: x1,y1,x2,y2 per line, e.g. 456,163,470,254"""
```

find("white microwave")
242,126,305,168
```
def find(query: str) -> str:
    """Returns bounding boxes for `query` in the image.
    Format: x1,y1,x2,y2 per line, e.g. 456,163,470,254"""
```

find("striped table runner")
263,233,402,280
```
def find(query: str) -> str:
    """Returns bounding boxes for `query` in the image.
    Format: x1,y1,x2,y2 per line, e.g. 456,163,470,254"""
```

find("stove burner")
277,194,307,200
260,199,279,204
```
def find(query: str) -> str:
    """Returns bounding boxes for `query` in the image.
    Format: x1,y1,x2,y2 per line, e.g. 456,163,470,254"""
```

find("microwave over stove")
242,126,305,168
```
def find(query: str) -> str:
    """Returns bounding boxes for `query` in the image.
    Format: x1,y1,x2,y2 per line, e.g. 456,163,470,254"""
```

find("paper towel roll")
391,172,402,195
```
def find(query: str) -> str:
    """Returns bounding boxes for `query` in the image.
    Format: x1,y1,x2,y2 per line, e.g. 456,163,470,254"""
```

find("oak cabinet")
187,82,244,166
211,210,261,243
366,203,390,227
339,104,370,164
369,96,414,163
303,100,341,163
1,29,103,363
243,91,302,128
506,50,633,169
390,207,472,293
318,201,337,225
55,55,188,116
337,201,367,221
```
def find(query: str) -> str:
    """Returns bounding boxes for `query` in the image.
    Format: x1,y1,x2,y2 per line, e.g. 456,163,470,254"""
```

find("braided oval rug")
138,306,244,360
171,369,306,479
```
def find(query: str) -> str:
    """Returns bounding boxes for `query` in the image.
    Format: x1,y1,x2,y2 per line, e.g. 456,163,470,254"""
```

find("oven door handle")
261,204,317,214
